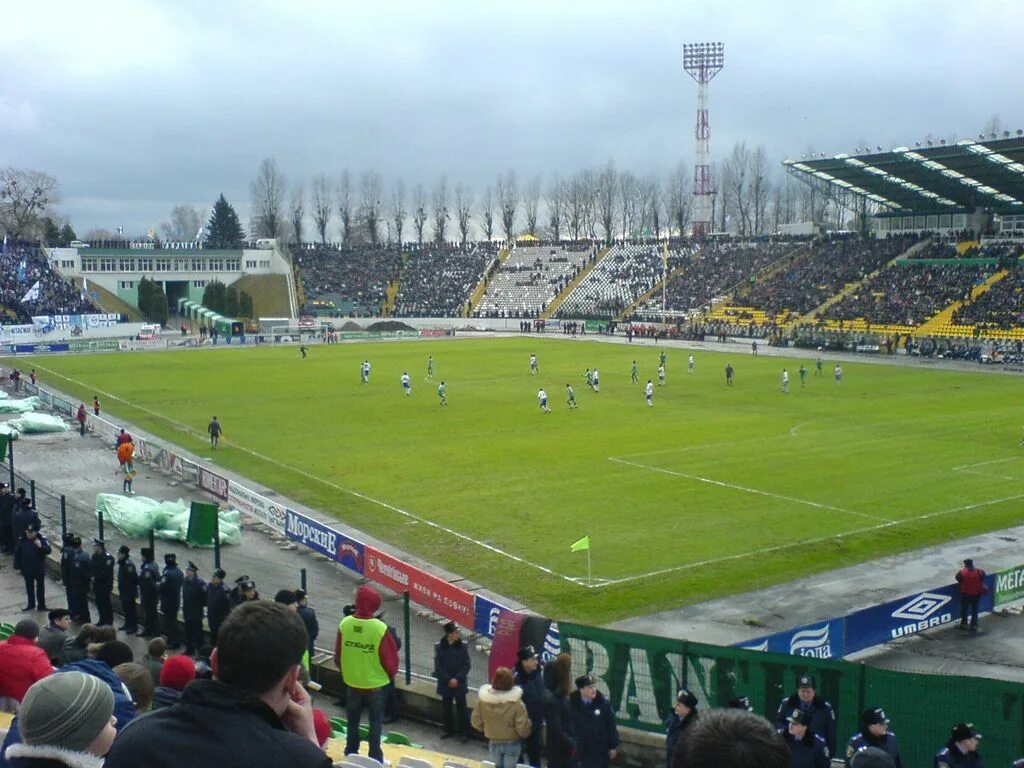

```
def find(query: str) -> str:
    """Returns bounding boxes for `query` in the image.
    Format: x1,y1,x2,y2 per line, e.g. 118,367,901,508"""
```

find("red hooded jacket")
0,635,54,701
334,584,399,688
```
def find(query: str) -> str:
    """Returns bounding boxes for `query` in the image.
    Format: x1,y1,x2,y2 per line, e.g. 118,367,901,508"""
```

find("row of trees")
202,279,254,318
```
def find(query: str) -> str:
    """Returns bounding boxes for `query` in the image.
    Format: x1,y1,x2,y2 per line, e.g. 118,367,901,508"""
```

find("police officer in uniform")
935,723,984,768
847,708,902,768
182,560,207,655
117,545,140,634
206,567,232,642
231,575,260,606
775,674,837,755
70,535,93,623
666,688,699,768
783,709,831,768
159,552,184,650
59,533,76,611
91,538,116,626
14,524,52,611
139,547,160,637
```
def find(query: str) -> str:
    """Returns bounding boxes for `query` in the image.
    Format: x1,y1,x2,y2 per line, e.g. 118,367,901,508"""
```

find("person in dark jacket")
433,621,471,742
544,654,575,768
206,568,232,642
231,575,260,606
116,545,139,634
774,674,836,755
514,645,546,767
158,553,183,650
91,539,116,627
13,525,51,611
11,490,39,544
138,548,160,637
37,610,72,666
181,561,207,655
59,533,76,613
568,675,619,768
0,482,15,554
673,708,789,768
783,709,831,768
666,689,699,768
295,589,319,660
934,723,983,768
103,601,331,768
69,536,92,624
846,708,902,768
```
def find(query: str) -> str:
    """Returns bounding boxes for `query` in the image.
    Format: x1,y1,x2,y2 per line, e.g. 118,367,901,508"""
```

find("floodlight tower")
682,42,724,237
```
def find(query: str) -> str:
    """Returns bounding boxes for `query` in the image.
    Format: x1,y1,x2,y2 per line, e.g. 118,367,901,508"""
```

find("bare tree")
412,184,428,245
618,171,639,241
547,177,565,242
159,204,203,241
250,158,286,238
390,179,406,245
455,182,473,248
596,161,617,242
338,170,352,244
666,162,690,237
497,170,517,241
0,167,59,238
523,174,541,236
481,186,495,242
580,169,598,240
981,113,1003,139
359,171,383,245
723,142,752,236
288,185,305,244
565,173,586,241
637,176,660,239
311,174,333,244
749,145,770,235
432,175,450,243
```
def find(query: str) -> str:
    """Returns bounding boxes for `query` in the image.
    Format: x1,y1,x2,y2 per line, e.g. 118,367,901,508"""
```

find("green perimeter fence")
559,621,1024,768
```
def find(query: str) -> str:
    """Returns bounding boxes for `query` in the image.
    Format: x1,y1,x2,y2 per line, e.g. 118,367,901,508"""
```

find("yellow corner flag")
570,536,590,553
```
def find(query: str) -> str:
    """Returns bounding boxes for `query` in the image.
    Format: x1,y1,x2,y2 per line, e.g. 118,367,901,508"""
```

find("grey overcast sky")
3,0,1023,236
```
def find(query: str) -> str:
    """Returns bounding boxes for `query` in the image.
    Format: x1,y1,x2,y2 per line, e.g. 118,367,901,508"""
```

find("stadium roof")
783,136,1024,215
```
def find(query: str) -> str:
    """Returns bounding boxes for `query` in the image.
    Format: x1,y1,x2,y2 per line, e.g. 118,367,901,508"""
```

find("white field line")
608,457,892,523
952,456,1022,482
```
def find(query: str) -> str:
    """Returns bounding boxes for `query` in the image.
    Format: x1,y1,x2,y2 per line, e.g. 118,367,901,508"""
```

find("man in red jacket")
955,558,986,632
0,620,53,705
334,585,399,762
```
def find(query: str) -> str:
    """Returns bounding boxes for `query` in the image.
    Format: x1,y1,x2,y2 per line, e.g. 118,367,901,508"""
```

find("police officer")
0,482,14,554
784,709,831,768
775,674,837,755
231,575,260,606
159,552,184,650
206,568,232,642
665,689,699,768
847,708,902,768
182,561,207,655
59,532,76,611
567,674,619,768
117,545,140,634
14,524,52,611
139,547,160,637
70,535,92,624
514,645,546,768
935,723,984,768
91,538,116,626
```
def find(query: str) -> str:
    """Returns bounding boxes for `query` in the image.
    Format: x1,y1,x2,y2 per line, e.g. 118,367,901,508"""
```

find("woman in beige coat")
471,666,533,768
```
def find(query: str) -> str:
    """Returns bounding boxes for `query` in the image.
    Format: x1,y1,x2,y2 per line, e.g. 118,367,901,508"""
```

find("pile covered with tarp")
95,493,243,546
6,413,70,433
0,396,41,414
0,424,19,440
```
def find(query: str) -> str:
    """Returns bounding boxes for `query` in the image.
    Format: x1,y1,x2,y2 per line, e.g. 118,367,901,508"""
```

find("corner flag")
570,535,590,552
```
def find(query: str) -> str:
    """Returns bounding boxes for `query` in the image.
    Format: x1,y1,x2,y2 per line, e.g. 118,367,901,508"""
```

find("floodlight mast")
682,42,724,237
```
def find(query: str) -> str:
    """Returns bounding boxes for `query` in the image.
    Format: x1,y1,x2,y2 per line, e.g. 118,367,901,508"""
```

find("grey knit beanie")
19,672,115,751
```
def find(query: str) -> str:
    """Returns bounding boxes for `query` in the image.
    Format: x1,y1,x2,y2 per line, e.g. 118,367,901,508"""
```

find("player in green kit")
815,356,823,376
584,368,594,389
799,364,808,387
427,355,434,379
631,360,639,383
437,380,447,406
565,384,577,409
659,350,667,369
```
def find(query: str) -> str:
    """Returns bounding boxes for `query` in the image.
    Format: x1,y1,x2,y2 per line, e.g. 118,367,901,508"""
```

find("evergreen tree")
59,223,77,245
206,194,244,249
239,291,254,319
137,277,168,325
42,217,60,245
224,285,239,317
138,277,153,319
202,280,226,313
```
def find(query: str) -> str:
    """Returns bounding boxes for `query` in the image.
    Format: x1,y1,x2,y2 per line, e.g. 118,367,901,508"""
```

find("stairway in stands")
541,246,610,320
614,243,695,322
75,277,145,322
464,248,508,317
913,269,1008,337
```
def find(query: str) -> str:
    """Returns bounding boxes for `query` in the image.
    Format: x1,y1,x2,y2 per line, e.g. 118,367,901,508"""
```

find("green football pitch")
12,338,1024,623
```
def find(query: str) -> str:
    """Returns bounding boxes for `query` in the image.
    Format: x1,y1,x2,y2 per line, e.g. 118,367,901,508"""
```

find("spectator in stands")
666,689,699,768
471,666,532,768
672,708,789,768
153,654,196,709
934,723,983,768
3,671,117,768
514,645,545,767
13,524,51,611
544,654,576,768
113,662,155,714
434,621,471,743
846,707,902,768
60,625,108,666
334,584,399,763
104,601,330,768
142,637,166,686
568,674,619,768
36,610,72,666
774,674,836,754
0,620,53,710
783,709,831,768
955,559,986,632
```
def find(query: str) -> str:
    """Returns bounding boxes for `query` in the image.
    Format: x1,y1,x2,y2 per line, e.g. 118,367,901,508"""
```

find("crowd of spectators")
735,235,917,316
295,245,403,316
819,263,994,328
0,242,98,324
392,244,497,317
952,263,1024,330
474,245,596,318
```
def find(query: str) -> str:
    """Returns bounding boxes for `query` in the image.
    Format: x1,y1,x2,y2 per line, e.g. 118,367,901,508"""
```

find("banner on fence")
364,545,474,626
285,509,364,574
488,609,527,679
31,313,119,332
198,467,229,500
737,618,845,659
474,595,513,639
994,565,1024,607
228,482,286,531
0,325,34,338
13,343,70,354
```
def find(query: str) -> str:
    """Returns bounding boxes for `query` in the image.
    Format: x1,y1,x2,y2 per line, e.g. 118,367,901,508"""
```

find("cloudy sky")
3,0,1022,236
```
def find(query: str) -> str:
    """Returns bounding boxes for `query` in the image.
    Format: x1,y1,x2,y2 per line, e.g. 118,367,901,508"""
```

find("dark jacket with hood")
103,679,332,768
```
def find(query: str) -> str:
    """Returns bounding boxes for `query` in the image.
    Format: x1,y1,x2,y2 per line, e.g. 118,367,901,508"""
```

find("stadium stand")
294,245,403,316
1,242,99,323
473,245,595,318
392,244,498,318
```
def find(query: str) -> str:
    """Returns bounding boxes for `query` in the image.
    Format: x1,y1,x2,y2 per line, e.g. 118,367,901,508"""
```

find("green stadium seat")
384,732,413,746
